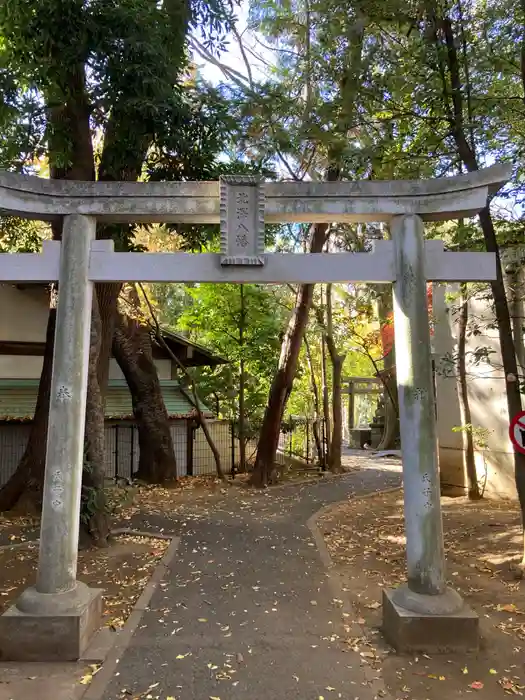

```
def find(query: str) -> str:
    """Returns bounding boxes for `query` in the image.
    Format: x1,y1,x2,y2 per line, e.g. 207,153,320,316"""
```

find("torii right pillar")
382,214,479,652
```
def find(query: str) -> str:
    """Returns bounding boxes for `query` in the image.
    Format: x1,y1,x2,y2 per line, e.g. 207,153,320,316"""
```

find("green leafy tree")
177,282,285,468
0,0,233,537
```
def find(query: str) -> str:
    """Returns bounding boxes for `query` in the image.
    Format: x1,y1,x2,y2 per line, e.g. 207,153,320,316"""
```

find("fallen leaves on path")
319,490,525,700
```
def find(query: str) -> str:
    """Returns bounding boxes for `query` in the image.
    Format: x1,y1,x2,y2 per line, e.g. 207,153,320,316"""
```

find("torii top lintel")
0,163,512,224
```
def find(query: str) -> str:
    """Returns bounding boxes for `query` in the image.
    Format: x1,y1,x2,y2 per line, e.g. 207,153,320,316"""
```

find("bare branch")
231,23,254,89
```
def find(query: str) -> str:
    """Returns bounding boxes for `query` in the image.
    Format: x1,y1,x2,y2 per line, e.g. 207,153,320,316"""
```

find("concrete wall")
0,285,171,380
433,284,465,496
0,285,49,341
108,358,171,381
433,284,516,500
0,355,171,381
0,356,43,379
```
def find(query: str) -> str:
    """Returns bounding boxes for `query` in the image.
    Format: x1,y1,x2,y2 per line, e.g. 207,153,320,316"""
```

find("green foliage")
176,283,285,433
0,0,235,172
452,424,491,450
0,0,237,260
0,217,50,252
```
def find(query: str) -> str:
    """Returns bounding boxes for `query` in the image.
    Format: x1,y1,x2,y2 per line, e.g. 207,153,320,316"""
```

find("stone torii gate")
0,165,511,660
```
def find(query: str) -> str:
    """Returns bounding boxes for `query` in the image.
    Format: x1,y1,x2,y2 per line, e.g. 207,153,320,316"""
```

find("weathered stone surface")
0,586,103,661
392,215,446,595
382,588,479,653
0,164,512,224
391,583,464,615
37,215,95,595
87,244,496,284
0,241,498,285
220,175,265,266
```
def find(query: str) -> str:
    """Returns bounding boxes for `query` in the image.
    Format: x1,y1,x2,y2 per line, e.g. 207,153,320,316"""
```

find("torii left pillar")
0,215,103,661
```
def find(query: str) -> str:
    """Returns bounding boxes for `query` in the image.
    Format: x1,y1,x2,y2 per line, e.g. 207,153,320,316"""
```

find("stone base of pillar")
0,582,103,661
382,586,479,653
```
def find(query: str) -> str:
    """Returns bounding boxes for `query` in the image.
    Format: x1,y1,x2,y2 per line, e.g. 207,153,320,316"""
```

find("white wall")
0,356,43,378
0,285,49,342
434,284,516,500
0,355,172,381
0,285,173,381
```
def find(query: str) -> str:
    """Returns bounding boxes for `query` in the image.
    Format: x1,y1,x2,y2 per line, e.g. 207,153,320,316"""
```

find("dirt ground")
0,516,169,628
0,470,313,623
0,507,170,699
319,490,525,699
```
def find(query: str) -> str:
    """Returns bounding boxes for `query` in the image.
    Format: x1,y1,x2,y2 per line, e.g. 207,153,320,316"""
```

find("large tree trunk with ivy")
251,222,331,487
112,313,178,483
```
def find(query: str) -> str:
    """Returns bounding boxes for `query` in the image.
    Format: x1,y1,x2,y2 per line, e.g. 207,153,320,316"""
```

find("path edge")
306,486,402,571
306,486,402,700
81,534,181,700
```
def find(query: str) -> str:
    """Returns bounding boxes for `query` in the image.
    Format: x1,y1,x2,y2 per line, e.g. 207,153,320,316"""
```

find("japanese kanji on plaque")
220,175,265,266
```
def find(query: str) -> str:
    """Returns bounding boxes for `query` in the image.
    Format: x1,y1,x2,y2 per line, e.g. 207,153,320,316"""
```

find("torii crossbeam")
0,164,511,660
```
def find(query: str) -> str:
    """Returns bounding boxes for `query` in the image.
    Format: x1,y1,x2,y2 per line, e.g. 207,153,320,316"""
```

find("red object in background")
380,285,433,356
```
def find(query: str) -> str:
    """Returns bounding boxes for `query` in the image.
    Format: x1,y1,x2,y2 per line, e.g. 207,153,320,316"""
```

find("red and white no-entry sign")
509,410,525,455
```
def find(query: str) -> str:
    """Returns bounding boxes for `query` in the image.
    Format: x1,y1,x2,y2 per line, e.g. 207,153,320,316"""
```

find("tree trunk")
328,355,344,472
239,356,247,474
376,286,399,450
83,294,111,546
324,284,345,473
304,335,323,464
376,369,399,451
510,267,525,375
96,282,122,394
250,15,364,486
321,327,331,467
0,60,114,536
0,57,97,512
457,284,481,500
112,313,178,484
251,223,330,486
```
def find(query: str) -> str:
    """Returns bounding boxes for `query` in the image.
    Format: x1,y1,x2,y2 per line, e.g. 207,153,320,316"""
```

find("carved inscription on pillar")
220,175,265,266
